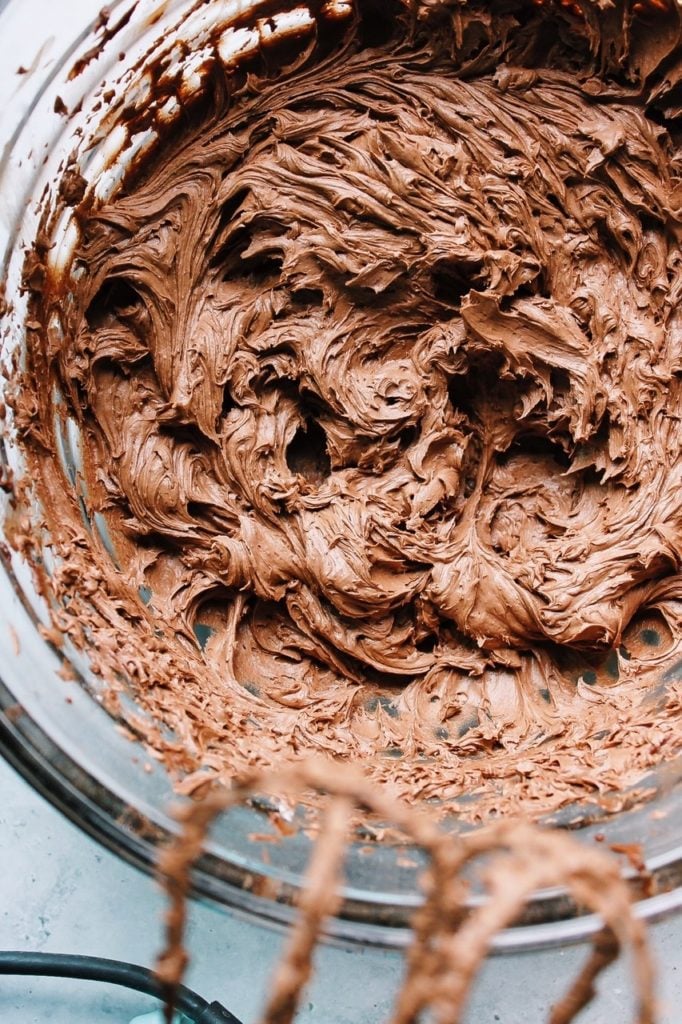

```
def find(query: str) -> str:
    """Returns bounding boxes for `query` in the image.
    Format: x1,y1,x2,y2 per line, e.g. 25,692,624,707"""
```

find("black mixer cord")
0,950,241,1023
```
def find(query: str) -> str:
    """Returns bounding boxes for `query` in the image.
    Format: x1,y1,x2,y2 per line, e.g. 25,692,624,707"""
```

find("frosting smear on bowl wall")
12,0,682,821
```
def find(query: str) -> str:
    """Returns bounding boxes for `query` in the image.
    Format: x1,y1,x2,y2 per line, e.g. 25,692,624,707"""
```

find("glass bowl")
1,0,681,950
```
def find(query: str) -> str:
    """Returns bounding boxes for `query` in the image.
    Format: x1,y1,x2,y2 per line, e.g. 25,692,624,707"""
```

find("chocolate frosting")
17,0,682,819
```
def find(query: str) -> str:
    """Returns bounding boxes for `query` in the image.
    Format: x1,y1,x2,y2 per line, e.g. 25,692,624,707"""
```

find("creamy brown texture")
17,0,682,820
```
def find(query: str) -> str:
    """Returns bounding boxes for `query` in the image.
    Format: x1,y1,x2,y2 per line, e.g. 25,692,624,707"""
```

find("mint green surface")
128,1014,189,1024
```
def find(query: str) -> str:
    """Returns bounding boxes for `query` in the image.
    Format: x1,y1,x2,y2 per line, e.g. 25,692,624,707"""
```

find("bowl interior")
1,0,682,947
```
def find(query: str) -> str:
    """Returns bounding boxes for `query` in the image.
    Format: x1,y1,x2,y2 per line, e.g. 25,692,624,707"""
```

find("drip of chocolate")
16,0,682,820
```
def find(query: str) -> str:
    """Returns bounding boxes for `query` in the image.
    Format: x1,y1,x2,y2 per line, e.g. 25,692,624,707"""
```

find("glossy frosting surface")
19,0,682,819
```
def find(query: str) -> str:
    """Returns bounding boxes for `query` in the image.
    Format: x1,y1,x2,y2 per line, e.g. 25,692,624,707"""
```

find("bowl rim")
2,651,682,952
1,0,682,954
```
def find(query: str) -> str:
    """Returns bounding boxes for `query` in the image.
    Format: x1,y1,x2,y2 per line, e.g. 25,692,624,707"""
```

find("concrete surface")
1,756,682,1023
